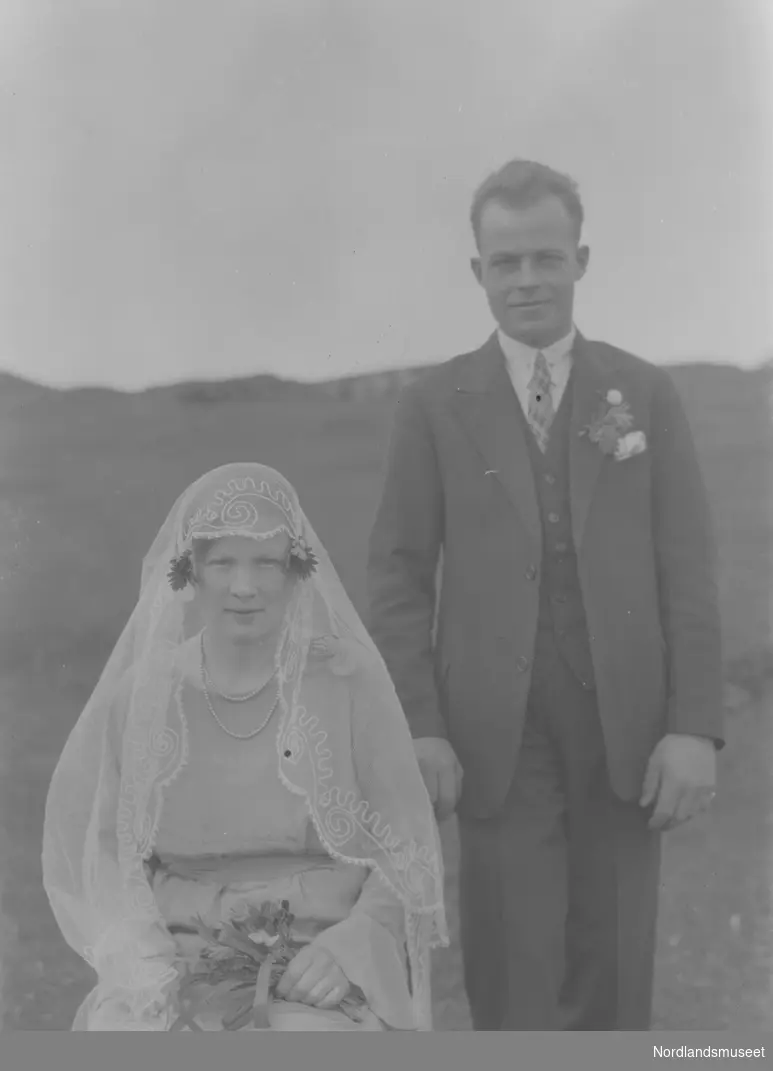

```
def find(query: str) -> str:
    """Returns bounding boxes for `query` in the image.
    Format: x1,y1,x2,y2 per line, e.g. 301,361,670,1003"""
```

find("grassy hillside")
0,358,770,1029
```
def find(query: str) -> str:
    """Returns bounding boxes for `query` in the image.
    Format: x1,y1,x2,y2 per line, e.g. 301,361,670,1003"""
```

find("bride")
42,462,447,1030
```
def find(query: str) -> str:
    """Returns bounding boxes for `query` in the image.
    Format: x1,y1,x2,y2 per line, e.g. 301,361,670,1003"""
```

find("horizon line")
1,350,770,396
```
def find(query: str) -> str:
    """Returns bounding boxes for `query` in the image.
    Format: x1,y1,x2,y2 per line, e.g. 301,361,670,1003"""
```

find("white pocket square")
614,430,647,461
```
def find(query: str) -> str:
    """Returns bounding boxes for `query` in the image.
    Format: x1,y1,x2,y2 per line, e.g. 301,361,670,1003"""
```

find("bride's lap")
186,1001,386,1031
78,987,386,1032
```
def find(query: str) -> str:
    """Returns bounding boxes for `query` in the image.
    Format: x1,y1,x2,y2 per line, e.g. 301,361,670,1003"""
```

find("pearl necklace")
199,634,280,740
199,632,277,701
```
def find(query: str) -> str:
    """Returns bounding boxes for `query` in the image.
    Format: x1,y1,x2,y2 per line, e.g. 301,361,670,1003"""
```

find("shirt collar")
497,325,577,368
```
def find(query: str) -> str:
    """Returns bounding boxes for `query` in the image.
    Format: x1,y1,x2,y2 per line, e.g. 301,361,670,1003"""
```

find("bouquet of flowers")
169,900,366,1031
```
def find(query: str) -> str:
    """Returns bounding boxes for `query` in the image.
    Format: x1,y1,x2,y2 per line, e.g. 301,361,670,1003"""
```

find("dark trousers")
458,631,661,1031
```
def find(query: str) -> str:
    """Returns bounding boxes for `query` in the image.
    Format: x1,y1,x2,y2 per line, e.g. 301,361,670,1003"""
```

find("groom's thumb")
418,759,439,806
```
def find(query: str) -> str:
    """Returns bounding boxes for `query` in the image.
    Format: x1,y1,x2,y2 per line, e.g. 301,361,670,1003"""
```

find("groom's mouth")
512,301,550,318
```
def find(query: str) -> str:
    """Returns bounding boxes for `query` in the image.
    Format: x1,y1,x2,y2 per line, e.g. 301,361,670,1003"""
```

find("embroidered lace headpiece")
168,475,317,590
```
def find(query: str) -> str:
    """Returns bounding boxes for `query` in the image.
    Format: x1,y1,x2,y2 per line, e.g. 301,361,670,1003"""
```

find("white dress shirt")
497,326,577,418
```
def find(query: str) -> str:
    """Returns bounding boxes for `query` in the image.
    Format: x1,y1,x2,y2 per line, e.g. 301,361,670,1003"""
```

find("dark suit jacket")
366,332,724,819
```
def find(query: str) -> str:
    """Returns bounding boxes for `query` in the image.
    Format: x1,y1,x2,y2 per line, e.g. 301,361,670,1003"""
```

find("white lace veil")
42,463,448,1030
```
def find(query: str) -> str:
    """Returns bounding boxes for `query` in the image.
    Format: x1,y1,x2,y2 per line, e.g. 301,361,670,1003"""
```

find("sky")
0,0,770,390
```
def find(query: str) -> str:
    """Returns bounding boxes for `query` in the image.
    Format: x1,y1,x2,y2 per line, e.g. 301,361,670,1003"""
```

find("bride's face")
193,534,296,644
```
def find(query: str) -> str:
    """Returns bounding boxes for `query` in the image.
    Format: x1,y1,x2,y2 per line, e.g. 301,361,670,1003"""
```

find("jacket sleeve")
366,382,447,740
650,369,724,746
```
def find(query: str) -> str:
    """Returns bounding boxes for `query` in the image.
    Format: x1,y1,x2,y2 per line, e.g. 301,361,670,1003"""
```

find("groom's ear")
470,257,483,285
575,244,590,278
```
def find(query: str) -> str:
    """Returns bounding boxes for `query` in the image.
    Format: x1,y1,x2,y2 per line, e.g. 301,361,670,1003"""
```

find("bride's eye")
257,562,285,576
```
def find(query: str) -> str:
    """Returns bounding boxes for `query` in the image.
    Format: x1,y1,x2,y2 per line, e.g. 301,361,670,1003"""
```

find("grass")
0,360,770,1030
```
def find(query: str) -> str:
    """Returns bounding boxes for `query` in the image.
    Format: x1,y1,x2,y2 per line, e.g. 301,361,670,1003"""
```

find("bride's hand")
276,945,351,1009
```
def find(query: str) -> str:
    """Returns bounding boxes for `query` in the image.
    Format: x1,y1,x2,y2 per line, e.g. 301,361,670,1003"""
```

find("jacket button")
525,565,537,581
548,512,560,524
515,655,530,672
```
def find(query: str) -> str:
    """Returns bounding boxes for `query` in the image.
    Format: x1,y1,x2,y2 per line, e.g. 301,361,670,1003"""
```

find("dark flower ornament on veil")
166,537,318,591
288,535,318,579
167,549,194,592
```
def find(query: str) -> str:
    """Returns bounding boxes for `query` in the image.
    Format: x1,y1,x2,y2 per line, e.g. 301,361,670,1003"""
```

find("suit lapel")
569,335,614,550
451,335,541,549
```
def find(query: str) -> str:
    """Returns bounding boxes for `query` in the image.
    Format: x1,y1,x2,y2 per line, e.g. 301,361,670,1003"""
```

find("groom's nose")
515,260,540,289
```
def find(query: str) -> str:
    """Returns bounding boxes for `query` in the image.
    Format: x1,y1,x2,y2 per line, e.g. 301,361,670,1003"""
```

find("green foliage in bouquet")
169,900,366,1032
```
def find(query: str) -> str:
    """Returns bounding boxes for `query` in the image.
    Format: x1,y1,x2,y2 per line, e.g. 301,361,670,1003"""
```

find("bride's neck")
202,628,278,681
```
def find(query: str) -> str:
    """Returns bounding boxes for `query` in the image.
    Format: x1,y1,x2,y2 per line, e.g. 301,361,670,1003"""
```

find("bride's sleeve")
311,869,415,1029
75,676,180,1027
308,654,417,1029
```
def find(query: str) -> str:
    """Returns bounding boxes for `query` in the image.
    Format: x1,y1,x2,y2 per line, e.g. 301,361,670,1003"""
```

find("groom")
366,159,724,1031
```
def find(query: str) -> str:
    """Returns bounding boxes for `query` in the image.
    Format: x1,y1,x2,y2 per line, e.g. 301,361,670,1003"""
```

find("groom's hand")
640,733,717,832
414,737,463,821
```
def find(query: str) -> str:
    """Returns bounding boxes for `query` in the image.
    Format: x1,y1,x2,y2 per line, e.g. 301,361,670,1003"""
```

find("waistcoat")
517,374,596,690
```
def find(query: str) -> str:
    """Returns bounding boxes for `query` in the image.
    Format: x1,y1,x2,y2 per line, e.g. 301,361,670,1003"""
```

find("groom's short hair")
470,159,584,247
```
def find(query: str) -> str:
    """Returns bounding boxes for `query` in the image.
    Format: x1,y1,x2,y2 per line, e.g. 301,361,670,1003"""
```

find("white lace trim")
182,476,300,548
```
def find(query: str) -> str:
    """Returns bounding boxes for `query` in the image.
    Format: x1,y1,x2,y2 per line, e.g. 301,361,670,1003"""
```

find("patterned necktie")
526,351,555,452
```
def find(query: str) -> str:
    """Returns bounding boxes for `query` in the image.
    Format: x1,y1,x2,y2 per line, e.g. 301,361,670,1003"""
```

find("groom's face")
471,195,589,348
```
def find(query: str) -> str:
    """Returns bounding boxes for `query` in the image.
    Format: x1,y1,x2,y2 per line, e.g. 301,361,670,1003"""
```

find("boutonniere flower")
580,388,647,461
